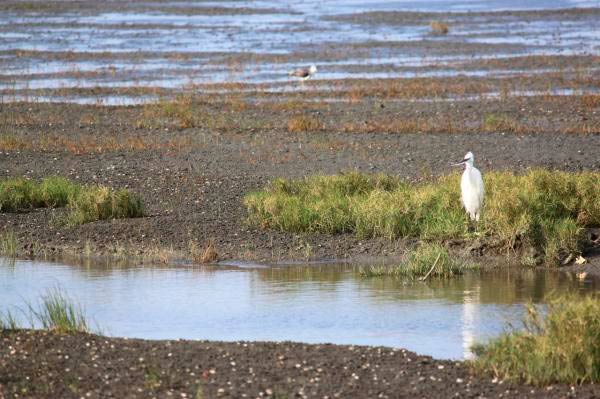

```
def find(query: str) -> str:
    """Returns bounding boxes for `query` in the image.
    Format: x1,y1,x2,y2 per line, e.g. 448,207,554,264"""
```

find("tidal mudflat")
1,0,599,397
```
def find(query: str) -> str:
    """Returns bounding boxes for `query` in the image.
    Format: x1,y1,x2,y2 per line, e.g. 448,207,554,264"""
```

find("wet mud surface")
0,97,599,275
1,330,599,398
1,2,599,101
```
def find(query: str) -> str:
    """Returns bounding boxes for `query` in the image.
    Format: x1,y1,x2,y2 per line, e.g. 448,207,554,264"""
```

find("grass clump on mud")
1,288,92,334
482,113,525,134
0,176,76,212
360,243,477,279
244,170,600,265
0,231,18,257
0,176,144,225
27,288,91,334
287,115,324,133
67,186,144,225
471,294,600,385
0,310,19,330
429,21,449,35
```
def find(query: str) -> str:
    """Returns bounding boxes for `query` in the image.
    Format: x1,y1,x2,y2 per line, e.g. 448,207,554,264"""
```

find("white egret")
289,64,317,81
454,151,484,222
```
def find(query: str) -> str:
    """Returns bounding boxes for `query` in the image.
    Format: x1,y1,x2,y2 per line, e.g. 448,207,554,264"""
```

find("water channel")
1,258,596,360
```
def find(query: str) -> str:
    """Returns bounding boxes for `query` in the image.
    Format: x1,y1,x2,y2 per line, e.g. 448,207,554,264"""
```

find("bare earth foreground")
1,330,599,399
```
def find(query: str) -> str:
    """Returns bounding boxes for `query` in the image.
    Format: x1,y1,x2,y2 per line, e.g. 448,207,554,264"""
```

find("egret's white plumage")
457,152,484,221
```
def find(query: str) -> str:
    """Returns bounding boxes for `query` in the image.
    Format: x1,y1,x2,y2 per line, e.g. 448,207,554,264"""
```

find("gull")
454,151,484,222
289,64,317,81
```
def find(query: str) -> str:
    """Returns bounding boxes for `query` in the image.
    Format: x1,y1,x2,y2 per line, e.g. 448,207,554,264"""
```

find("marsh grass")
189,239,219,263
244,170,600,265
360,243,476,279
430,21,449,35
0,309,19,330
137,95,199,129
137,94,229,129
581,93,600,109
482,113,525,133
26,288,90,334
287,115,324,133
341,116,462,134
0,131,196,154
0,231,18,257
471,294,600,385
157,95,197,129
144,366,163,390
0,177,143,225
0,176,78,212
67,187,144,225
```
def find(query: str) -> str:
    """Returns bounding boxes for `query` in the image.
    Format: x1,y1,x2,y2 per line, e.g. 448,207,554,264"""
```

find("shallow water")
0,258,596,360
0,0,598,103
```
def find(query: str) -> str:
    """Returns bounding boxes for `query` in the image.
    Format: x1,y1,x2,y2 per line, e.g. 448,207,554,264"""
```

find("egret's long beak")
451,158,468,166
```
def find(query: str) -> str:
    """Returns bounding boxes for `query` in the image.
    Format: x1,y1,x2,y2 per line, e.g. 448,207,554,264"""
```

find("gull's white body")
459,152,484,221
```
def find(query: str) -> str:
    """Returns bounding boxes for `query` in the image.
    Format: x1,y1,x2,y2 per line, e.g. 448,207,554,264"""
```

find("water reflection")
0,258,596,359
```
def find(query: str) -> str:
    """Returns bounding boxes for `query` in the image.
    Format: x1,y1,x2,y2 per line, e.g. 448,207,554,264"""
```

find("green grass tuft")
67,187,144,225
0,177,144,225
0,176,78,212
360,243,477,279
0,231,18,257
430,21,449,35
0,309,20,330
471,294,600,385
244,170,600,265
27,288,90,334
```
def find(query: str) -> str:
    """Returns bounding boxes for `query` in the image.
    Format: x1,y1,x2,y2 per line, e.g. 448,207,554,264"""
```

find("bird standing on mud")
289,64,317,82
455,151,484,222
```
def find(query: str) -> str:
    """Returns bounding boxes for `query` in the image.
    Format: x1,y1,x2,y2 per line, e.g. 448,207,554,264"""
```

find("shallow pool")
0,258,596,359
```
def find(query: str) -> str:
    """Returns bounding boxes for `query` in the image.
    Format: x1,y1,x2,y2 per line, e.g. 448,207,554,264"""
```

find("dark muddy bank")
1,330,599,398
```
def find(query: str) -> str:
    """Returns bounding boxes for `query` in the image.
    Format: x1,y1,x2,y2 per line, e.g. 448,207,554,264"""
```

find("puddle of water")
0,258,596,360
0,94,157,106
3,85,595,107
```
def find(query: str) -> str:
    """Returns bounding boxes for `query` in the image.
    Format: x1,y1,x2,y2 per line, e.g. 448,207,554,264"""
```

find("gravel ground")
1,330,599,399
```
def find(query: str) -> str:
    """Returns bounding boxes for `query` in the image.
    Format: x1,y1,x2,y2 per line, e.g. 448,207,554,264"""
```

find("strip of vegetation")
0,231,18,257
1,288,92,334
0,310,19,330
28,288,91,333
360,243,477,279
0,176,144,225
244,170,600,265
0,176,77,212
430,21,449,35
471,294,600,385
287,115,324,133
